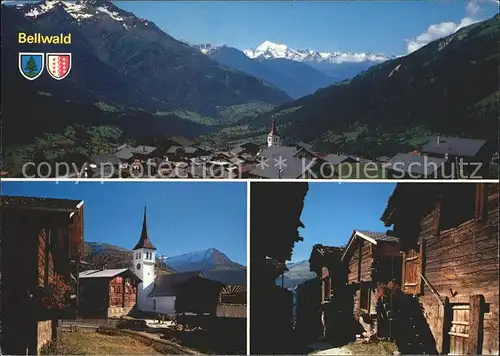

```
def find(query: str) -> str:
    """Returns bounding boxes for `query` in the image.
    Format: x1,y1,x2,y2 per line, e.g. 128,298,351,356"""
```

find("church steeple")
267,118,282,147
133,206,157,250
269,119,278,136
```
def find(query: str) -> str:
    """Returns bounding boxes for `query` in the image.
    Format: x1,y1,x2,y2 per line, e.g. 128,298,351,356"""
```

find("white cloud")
405,0,485,53
466,1,480,16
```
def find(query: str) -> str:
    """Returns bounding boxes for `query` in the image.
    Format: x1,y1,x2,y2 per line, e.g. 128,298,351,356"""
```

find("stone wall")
37,320,53,355
107,306,134,318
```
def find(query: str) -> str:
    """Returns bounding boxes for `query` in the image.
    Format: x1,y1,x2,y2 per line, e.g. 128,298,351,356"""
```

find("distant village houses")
75,121,495,179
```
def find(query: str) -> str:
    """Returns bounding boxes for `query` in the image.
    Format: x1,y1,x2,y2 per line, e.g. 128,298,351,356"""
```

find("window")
359,285,370,312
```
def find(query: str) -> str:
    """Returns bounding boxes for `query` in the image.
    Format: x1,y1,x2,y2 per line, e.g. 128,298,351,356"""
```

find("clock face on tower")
136,263,141,270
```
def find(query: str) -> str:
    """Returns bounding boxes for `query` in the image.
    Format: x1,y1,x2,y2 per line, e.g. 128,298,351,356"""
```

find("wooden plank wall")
347,240,373,284
418,184,499,355
37,228,55,288
346,239,375,314
109,276,124,307
69,206,84,263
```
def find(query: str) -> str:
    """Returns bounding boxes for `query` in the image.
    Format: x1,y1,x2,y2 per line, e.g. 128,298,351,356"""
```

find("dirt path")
308,341,352,355
312,347,353,355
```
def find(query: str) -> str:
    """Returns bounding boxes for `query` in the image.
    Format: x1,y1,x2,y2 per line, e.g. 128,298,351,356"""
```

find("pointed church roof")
268,119,278,136
133,206,157,250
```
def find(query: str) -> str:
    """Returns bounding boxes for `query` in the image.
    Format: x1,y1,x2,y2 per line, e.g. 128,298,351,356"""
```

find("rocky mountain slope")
5,0,290,117
196,44,335,98
276,260,316,289
83,242,243,274
160,248,244,272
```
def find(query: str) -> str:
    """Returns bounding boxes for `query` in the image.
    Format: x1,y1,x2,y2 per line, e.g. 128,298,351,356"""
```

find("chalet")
384,153,448,179
78,268,141,318
148,271,223,316
166,136,195,148
341,230,401,317
231,141,260,156
165,146,186,161
249,146,319,179
294,142,318,161
90,154,121,178
1,196,84,355
114,144,135,165
418,136,491,177
132,145,158,162
295,276,322,343
203,269,247,318
381,183,499,355
319,153,355,165
307,244,352,344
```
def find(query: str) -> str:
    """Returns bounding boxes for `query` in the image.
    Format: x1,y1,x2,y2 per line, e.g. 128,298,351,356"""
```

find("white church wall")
152,296,177,316
137,282,177,316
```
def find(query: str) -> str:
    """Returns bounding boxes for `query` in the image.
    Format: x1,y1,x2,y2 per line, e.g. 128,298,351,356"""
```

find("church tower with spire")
132,206,157,309
267,118,281,147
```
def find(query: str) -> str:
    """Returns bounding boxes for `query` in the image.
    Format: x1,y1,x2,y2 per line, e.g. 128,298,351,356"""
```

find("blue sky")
291,182,396,262
118,1,499,54
1,181,248,265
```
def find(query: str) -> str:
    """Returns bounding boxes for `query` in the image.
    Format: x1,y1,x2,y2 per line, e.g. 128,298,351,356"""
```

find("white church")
131,207,183,316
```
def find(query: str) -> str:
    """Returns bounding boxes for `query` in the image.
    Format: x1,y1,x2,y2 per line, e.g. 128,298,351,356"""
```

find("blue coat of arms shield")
18,53,45,80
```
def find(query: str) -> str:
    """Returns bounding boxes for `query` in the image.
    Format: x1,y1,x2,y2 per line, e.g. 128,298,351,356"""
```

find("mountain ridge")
243,40,395,64
235,15,499,160
83,242,244,273
6,0,291,117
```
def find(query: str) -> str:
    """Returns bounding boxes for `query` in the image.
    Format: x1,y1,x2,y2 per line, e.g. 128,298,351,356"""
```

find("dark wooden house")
132,145,159,162
295,278,322,343
78,268,140,318
148,271,223,316
308,244,355,345
203,269,247,318
1,196,84,355
250,182,309,354
418,136,491,178
341,230,401,318
381,183,499,355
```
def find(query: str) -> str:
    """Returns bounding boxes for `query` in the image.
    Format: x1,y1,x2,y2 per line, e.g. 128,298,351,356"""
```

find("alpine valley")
2,0,498,176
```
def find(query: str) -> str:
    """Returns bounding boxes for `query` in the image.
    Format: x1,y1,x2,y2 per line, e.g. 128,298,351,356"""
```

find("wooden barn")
295,278,322,343
1,196,84,355
148,271,223,316
203,269,247,318
78,268,141,318
381,183,499,355
307,245,346,343
341,230,402,318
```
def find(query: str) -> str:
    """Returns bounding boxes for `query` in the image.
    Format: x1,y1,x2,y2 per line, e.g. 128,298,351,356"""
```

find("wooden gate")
446,295,484,355
448,303,470,355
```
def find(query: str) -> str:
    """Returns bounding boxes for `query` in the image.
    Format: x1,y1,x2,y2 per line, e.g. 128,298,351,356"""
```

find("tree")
25,56,38,77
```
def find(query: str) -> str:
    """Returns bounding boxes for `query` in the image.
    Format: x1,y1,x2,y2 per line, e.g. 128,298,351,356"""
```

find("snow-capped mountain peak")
18,0,134,24
244,40,394,64
162,248,243,272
